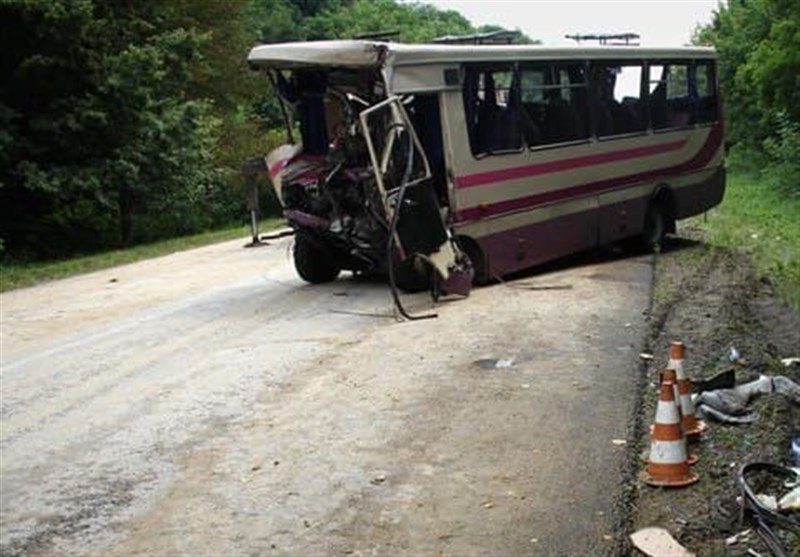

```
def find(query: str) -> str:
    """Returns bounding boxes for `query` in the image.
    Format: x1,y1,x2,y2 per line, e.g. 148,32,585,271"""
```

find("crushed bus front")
249,45,472,299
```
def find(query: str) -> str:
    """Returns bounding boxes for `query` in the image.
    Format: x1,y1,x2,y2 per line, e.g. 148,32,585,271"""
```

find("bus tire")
641,202,667,250
456,236,489,285
293,233,340,284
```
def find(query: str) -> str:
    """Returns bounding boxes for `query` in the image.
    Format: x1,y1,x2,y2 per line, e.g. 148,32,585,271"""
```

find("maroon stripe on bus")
455,124,723,222
454,139,687,189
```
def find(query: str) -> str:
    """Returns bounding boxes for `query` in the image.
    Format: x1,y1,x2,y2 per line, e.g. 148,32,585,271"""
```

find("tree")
695,0,800,149
0,0,227,256
695,0,800,193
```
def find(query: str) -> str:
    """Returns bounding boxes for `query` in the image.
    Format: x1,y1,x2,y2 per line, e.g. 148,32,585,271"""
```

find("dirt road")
0,236,651,556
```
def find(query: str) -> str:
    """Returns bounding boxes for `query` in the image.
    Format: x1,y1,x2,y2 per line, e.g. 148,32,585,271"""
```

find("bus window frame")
519,60,591,150
589,59,649,142
647,59,719,134
462,62,527,159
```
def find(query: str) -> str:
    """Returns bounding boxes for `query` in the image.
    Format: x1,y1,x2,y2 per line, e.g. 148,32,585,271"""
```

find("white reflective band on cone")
655,402,681,424
667,358,685,380
649,440,688,463
680,394,694,415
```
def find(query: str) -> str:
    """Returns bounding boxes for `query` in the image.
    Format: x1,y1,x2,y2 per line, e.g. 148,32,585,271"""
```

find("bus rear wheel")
293,234,340,284
641,202,667,250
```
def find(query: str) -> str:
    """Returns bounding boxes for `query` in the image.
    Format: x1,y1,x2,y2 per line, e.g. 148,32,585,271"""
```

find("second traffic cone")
644,379,699,487
667,341,686,381
667,340,709,437
677,376,709,437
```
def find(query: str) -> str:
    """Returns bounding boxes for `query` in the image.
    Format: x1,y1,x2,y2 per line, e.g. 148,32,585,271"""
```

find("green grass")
687,172,800,310
0,217,284,292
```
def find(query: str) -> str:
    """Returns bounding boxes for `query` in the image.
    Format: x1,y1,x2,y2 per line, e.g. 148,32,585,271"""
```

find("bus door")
359,97,472,294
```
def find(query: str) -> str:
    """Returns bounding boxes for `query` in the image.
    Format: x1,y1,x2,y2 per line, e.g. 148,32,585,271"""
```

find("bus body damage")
264,68,472,298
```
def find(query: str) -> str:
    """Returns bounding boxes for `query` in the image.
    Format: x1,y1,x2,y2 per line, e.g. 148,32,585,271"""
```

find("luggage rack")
565,33,640,46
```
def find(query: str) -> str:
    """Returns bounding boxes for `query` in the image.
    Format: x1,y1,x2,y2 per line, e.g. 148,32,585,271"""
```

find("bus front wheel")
293,234,341,284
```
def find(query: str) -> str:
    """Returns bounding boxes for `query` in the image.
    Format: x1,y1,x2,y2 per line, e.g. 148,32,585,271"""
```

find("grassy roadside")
686,172,800,311
0,217,284,293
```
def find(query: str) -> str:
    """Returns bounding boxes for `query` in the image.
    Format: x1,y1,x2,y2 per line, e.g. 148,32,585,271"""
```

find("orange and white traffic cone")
668,341,708,437
653,368,699,465
667,341,687,380
644,379,699,487
677,376,708,437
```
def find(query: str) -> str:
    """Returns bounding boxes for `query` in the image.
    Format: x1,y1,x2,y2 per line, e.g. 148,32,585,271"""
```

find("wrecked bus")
247,41,724,299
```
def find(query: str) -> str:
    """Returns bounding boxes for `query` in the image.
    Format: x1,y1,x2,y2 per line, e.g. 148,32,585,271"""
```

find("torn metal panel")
261,63,470,301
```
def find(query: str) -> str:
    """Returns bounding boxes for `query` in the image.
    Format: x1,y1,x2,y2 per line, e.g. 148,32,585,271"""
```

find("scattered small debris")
755,494,778,510
738,462,800,557
508,283,573,291
724,529,752,546
728,345,741,362
691,368,736,394
251,464,262,472
260,228,294,241
108,277,118,283
482,501,494,509
639,352,654,361
630,527,694,556
611,439,627,446
474,358,515,369
370,473,387,486
695,374,800,424
781,357,800,367
779,486,799,511
329,309,395,319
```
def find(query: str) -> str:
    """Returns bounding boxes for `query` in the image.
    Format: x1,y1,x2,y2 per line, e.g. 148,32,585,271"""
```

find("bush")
763,111,800,196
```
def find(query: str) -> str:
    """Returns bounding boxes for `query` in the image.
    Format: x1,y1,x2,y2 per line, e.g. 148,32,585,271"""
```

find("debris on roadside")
690,368,736,394
693,375,800,424
630,527,694,556
474,357,515,369
738,462,800,557
725,528,753,546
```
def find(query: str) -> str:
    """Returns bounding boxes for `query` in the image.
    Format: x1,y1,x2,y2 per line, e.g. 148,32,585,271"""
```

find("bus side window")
693,62,718,124
463,65,525,156
520,63,587,146
648,64,668,129
652,63,693,129
591,62,645,138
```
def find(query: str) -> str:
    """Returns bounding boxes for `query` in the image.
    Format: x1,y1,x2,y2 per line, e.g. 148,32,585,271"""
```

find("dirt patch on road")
631,226,800,555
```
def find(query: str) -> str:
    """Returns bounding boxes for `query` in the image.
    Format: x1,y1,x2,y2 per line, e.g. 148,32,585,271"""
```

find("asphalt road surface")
1,235,651,556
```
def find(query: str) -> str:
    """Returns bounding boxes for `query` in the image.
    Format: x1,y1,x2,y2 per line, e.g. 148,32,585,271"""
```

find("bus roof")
247,40,717,70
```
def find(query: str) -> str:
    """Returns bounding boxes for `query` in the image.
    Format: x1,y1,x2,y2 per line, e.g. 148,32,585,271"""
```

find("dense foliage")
0,0,495,260
695,0,800,195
